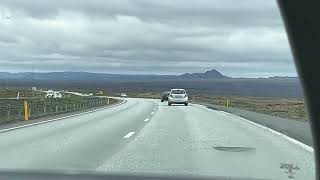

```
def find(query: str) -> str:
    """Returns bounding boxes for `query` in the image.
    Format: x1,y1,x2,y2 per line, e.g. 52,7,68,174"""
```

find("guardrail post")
28,105,31,118
7,104,10,121
18,107,21,120
43,103,46,115
24,100,29,121
226,99,229,107
36,104,39,115
107,97,110,105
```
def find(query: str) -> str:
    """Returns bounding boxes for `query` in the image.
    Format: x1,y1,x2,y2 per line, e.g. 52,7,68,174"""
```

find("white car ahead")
168,89,188,106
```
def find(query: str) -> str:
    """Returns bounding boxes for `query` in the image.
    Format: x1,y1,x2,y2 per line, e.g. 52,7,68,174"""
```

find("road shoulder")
196,102,313,147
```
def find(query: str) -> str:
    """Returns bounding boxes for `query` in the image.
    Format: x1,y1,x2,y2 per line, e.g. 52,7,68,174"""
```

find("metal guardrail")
0,97,116,124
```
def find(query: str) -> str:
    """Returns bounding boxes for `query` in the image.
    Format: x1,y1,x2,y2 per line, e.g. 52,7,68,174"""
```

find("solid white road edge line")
0,100,127,134
144,118,150,122
123,132,135,138
218,110,314,152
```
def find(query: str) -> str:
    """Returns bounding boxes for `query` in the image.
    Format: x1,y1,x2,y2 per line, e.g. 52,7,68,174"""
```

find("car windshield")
0,0,315,180
171,90,186,94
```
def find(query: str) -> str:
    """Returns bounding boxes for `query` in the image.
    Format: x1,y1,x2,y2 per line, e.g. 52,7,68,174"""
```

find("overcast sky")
0,0,297,77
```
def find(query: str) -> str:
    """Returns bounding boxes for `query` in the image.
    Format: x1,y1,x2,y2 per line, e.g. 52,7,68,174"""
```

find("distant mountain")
0,69,228,81
0,70,303,98
179,69,228,79
0,72,168,81
268,76,299,79
1,70,298,82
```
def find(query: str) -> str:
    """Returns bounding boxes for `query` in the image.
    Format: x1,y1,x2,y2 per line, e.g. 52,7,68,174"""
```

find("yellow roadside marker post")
226,99,229,108
24,100,29,121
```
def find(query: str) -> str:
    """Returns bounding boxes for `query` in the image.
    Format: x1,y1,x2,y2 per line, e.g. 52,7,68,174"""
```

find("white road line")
151,112,155,115
218,110,314,152
144,118,150,122
123,132,135,138
0,100,127,134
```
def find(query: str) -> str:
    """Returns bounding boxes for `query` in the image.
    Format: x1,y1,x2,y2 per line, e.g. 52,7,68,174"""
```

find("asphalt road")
200,102,313,147
0,98,314,180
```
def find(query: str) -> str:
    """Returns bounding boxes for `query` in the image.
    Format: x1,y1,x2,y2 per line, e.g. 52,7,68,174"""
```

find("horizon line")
0,71,299,79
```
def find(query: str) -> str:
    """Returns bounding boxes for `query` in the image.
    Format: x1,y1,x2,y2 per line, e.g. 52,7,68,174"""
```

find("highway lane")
0,98,315,180
0,99,157,170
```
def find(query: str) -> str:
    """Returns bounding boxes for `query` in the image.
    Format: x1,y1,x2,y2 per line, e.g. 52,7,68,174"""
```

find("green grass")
194,95,308,121
0,89,48,99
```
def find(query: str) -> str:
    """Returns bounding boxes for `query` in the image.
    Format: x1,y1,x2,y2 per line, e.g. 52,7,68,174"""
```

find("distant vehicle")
168,89,188,106
46,90,54,98
46,90,62,98
120,93,127,98
53,91,62,98
161,91,170,102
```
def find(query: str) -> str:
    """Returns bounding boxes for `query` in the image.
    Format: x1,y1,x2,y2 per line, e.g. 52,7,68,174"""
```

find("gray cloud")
0,0,296,77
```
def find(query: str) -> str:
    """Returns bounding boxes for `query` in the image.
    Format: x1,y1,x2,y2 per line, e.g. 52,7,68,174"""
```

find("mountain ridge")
179,69,228,79
0,70,298,81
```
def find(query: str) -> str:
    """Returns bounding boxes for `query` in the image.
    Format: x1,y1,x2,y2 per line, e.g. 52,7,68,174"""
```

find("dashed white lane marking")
218,110,314,152
151,112,155,115
144,118,150,122
123,132,135,138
